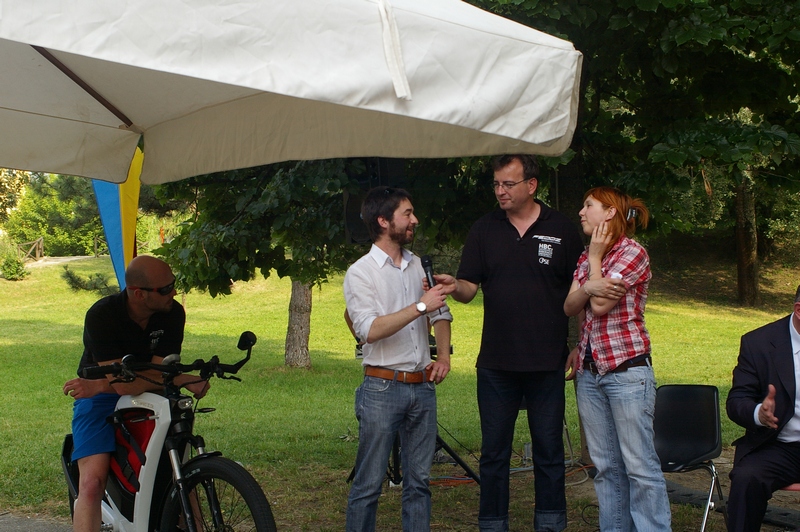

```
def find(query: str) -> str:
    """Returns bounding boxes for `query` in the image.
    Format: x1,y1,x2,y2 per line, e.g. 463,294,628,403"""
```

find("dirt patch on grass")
24,256,92,268
561,445,800,531
255,446,800,531
648,232,799,313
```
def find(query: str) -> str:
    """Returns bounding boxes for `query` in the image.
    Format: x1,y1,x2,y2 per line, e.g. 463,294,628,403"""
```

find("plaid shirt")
575,236,652,375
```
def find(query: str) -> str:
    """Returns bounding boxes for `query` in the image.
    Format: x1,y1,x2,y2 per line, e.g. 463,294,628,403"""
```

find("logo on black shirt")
149,329,164,352
533,235,559,265
533,235,562,245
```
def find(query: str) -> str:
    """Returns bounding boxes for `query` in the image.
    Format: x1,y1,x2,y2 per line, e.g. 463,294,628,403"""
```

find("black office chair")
653,384,725,532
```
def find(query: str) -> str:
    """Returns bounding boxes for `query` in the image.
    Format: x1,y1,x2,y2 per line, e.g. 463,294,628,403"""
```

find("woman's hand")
588,221,615,261
583,277,627,300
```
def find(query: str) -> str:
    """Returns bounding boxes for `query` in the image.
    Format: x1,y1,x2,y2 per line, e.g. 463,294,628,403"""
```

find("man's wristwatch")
415,301,427,314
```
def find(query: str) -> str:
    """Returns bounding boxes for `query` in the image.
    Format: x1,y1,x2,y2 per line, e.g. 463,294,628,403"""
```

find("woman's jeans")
346,375,437,532
576,365,671,531
477,367,567,532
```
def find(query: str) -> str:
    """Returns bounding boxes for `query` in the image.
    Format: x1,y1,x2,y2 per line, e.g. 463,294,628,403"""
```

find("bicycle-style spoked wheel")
159,456,276,532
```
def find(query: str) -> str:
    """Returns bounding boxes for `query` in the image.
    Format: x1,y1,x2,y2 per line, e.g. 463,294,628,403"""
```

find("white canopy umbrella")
0,0,582,185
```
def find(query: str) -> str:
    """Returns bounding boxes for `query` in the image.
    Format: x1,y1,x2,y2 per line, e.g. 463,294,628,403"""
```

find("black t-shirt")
457,201,583,371
76,291,186,377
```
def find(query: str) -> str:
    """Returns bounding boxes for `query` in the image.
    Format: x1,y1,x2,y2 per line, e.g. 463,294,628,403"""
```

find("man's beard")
388,222,413,246
147,299,174,314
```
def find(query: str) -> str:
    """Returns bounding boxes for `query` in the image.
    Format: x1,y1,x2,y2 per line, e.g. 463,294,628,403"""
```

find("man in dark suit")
726,285,800,531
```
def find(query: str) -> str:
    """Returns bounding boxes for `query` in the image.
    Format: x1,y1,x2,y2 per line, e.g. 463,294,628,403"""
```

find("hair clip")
627,208,637,221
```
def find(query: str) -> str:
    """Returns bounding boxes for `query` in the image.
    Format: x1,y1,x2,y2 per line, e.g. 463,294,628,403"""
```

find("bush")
61,265,117,296
0,255,28,281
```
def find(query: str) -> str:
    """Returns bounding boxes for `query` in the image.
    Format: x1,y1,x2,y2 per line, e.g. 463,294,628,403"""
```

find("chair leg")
712,462,727,529
698,461,722,532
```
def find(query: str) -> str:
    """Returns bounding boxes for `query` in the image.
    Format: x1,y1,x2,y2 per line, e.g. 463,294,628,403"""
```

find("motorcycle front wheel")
159,455,276,532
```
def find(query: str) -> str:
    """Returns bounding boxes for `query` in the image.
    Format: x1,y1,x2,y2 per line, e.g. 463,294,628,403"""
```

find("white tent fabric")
0,0,582,184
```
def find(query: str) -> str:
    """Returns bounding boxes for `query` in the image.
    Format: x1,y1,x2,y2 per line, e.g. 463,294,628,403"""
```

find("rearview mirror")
162,354,181,365
237,331,257,351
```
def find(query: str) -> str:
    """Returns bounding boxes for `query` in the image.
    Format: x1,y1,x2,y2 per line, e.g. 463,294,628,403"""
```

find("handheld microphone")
421,255,436,288
421,255,443,316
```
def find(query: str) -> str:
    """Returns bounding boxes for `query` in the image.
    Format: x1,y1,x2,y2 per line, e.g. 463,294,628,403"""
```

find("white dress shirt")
344,244,452,372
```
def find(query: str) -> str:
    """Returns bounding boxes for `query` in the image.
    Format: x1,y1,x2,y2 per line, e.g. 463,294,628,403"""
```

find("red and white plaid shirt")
574,236,651,375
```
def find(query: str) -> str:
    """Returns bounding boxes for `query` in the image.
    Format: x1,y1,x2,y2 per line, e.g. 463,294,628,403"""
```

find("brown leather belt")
583,355,651,375
364,366,426,384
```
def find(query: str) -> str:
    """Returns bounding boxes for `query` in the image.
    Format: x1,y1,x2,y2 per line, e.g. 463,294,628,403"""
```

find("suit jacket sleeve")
726,333,768,432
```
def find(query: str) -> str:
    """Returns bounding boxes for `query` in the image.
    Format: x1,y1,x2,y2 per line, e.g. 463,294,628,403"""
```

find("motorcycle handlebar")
80,363,121,379
79,331,257,382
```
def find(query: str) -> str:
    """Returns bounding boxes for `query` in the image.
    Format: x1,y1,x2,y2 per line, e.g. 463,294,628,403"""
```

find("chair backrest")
653,384,721,471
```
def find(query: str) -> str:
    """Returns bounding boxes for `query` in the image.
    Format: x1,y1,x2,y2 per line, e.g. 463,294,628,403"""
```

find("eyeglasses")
491,178,531,191
129,279,175,296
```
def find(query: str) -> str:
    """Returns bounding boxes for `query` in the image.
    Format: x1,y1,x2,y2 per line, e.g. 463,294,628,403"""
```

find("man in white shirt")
343,186,452,532
726,285,800,531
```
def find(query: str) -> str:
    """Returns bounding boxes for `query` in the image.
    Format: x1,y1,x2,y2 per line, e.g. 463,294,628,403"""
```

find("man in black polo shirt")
63,255,208,532
435,154,583,532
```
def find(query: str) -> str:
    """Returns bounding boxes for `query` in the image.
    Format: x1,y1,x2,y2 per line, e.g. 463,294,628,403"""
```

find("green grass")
0,256,792,530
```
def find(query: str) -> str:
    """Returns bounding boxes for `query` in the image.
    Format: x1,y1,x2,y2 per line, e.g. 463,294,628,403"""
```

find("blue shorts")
71,393,119,461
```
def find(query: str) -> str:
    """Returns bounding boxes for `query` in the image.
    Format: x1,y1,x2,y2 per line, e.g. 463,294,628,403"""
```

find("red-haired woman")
564,186,670,531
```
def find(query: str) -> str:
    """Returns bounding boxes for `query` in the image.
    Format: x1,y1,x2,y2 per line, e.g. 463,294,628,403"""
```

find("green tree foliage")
154,159,366,296
154,168,283,296
758,179,800,260
478,0,800,303
478,0,799,207
264,159,367,285
0,169,30,224
3,174,102,256
155,159,376,367
138,183,188,218
405,157,496,249
155,155,566,294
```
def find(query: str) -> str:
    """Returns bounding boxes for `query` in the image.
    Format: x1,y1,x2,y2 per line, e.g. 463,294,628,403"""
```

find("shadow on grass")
648,233,797,314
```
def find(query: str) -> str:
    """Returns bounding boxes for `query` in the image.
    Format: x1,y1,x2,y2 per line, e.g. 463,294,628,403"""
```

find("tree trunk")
285,279,312,368
734,172,760,306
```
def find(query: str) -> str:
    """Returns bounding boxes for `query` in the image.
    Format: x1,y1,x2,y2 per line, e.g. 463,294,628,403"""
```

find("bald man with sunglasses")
63,255,209,532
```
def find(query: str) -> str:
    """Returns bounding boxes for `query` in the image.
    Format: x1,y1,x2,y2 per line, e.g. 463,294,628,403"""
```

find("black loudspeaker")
344,158,406,245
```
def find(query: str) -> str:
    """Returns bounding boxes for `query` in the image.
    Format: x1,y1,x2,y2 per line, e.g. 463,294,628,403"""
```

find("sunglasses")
129,279,176,296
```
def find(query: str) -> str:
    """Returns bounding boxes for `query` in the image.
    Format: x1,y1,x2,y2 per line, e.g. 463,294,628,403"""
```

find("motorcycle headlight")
178,397,194,410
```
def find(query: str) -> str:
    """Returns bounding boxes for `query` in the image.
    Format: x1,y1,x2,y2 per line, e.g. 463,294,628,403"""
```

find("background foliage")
3,174,101,256
0,168,29,224
154,161,367,296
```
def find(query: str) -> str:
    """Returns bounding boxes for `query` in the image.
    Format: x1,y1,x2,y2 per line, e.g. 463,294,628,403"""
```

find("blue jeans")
576,365,671,531
346,376,437,532
477,368,567,532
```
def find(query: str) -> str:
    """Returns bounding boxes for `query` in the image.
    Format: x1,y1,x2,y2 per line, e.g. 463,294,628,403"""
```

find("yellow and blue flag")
91,148,142,290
